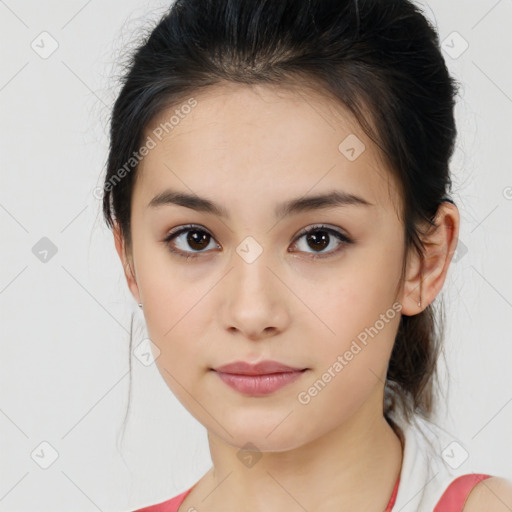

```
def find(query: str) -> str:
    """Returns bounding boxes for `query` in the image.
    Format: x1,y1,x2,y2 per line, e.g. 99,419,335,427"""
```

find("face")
117,81,410,452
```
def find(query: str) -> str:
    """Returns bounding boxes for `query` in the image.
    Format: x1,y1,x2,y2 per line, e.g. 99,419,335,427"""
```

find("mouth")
210,360,309,396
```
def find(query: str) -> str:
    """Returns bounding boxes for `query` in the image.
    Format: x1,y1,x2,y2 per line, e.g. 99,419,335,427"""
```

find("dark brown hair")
102,0,460,435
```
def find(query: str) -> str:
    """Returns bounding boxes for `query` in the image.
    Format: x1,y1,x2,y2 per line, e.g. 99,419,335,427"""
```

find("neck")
202,402,404,512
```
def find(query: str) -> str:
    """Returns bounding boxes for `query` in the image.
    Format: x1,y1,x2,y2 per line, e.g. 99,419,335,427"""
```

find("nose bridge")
219,234,290,338
232,234,275,296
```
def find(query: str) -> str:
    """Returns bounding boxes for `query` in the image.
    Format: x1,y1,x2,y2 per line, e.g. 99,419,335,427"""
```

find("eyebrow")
147,189,373,219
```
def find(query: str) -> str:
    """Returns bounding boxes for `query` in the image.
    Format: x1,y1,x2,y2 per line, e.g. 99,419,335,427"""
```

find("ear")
399,201,460,316
113,222,141,305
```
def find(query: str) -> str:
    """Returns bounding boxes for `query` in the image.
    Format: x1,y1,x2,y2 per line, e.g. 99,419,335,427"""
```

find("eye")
163,224,219,260
290,224,353,259
163,223,354,261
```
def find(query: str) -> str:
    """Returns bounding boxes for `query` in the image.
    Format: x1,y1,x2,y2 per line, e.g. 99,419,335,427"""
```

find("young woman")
102,0,512,510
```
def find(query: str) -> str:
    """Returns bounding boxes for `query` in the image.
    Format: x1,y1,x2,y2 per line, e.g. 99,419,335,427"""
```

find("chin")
228,435,306,454
216,418,311,454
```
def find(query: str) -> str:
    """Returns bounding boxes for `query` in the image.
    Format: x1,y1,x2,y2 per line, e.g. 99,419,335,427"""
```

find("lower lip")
213,370,307,396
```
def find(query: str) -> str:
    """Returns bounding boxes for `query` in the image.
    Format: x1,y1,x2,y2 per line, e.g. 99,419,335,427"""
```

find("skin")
114,81,462,512
464,477,512,511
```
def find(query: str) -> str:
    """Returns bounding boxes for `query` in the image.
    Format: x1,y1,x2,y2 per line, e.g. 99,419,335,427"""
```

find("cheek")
147,297,211,410
316,265,400,340
136,241,212,336
137,267,213,385
294,281,400,424
343,233,404,309
302,248,402,377
144,281,211,359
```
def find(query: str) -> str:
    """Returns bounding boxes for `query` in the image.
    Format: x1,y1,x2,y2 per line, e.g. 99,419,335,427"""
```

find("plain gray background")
1,1,511,510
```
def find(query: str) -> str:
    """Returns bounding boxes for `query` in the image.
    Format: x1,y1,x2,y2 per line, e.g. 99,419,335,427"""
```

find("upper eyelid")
165,223,349,240
298,224,349,237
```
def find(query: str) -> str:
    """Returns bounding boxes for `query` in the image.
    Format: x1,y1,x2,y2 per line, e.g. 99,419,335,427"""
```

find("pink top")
132,477,399,511
433,473,492,511
132,471,492,511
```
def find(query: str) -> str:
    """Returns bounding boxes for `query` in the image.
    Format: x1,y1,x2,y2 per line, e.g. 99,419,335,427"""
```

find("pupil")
188,230,209,250
307,231,329,251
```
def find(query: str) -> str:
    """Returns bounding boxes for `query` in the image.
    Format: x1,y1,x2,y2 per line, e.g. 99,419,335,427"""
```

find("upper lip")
212,360,307,375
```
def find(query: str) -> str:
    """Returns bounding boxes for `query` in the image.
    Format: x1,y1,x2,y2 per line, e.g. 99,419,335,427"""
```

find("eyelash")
163,223,354,261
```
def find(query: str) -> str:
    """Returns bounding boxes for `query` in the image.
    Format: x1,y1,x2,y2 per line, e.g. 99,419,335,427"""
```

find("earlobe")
113,222,141,304
399,202,460,316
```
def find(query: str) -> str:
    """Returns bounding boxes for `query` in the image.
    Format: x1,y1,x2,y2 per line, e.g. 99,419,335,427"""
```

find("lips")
212,360,307,375
212,360,309,396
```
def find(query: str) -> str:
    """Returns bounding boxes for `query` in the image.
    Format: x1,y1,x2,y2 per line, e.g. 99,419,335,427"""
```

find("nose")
220,250,291,341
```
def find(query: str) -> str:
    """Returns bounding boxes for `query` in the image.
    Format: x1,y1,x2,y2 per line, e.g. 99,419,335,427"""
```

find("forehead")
136,81,400,215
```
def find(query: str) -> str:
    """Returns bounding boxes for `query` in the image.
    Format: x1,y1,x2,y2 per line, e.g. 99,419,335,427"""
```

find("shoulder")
463,476,512,512
132,487,191,512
